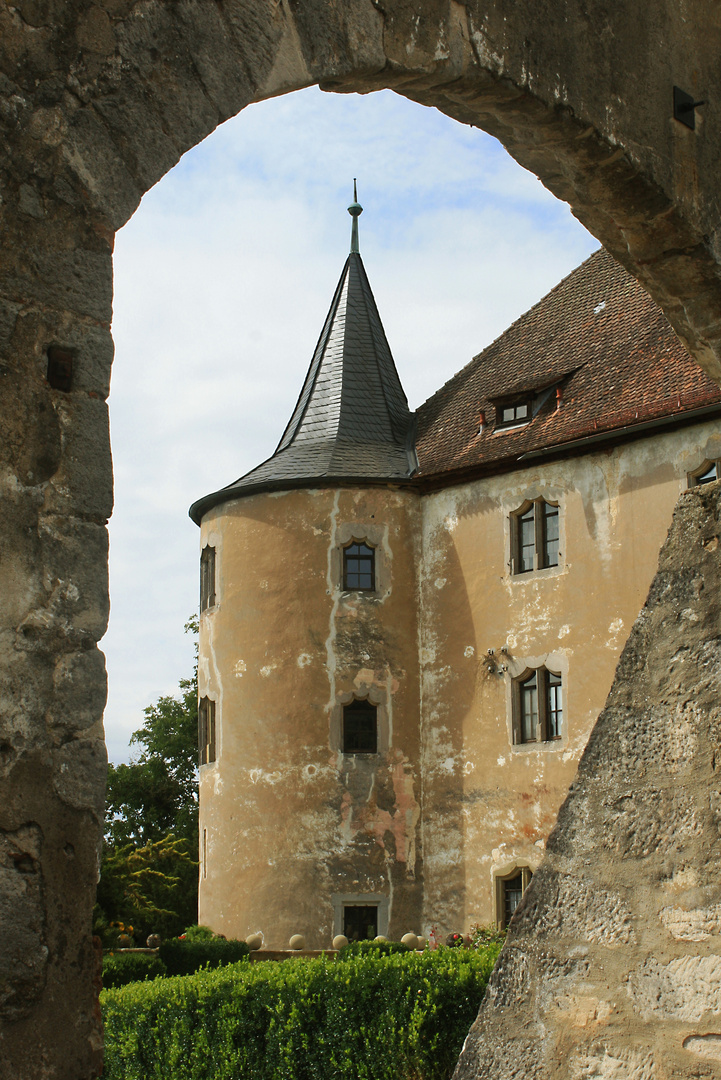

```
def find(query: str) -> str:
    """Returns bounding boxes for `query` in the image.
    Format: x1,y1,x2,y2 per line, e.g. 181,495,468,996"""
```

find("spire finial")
348,179,363,254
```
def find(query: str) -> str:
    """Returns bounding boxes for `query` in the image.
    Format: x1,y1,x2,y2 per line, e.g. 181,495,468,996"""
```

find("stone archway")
2,2,721,1076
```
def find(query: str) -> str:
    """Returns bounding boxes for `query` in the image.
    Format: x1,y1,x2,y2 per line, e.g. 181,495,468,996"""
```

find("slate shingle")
189,252,415,524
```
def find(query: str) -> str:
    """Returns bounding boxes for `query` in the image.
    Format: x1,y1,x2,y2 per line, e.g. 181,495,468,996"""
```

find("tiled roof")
415,248,721,483
189,252,415,524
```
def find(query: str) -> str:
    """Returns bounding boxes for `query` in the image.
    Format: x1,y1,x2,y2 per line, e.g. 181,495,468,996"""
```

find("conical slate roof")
190,233,416,525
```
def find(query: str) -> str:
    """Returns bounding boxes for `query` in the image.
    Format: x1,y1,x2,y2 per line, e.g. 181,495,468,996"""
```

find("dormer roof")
190,205,415,525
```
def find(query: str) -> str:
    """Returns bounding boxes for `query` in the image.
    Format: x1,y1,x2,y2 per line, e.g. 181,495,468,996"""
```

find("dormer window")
496,398,532,429
343,541,375,591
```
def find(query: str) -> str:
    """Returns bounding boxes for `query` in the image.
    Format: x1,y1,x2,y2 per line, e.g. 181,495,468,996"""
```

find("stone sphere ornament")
332,934,348,950
146,933,161,949
289,934,306,950
245,933,263,951
373,935,388,942
401,933,419,949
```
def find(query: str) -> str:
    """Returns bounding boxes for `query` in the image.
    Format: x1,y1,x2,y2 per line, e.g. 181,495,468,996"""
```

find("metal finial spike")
348,181,363,254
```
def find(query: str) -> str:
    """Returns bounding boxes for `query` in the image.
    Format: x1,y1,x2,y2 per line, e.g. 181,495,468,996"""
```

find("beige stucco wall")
197,421,721,950
420,420,721,937
198,485,422,949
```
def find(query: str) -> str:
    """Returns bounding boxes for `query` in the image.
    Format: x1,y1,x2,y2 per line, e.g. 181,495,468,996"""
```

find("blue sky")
103,86,598,764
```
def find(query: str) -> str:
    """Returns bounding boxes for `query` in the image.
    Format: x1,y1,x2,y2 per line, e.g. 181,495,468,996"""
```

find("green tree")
97,617,199,943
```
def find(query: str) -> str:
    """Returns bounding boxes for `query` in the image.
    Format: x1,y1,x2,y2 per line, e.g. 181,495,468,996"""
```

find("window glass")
343,905,378,941
200,546,216,611
519,506,536,573
503,872,524,925
520,671,538,743
541,503,559,567
498,400,532,428
342,700,378,753
696,462,718,485
344,542,375,590
547,671,563,739
199,697,216,765
512,498,560,575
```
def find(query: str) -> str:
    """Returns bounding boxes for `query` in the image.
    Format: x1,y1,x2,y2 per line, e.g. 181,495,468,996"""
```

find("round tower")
190,193,423,949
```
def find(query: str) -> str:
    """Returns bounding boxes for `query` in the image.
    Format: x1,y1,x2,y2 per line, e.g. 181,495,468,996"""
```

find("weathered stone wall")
2,1,721,1075
454,480,721,1079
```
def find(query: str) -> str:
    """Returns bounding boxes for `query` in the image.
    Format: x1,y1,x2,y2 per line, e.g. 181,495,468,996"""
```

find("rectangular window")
200,546,216,611
343,904,378,941
514,668,562,744
199,697,216,765
343,542,375,590
342,699,378,754
511,499,560,574
497,399,532,428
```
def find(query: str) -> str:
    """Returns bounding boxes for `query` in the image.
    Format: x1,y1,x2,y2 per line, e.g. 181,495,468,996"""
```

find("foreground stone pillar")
0,198,113,1079
455,482,721,1078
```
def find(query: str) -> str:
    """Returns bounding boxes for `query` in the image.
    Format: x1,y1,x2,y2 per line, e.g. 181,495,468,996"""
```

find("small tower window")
199,697,216,765
511,499,559,574
343,541,375,591
514,668,562,745
200,545,216,611
342,699,378,754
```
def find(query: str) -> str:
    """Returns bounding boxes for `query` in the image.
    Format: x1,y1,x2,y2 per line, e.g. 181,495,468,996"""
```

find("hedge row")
102,939,250,988
101,946,501,1080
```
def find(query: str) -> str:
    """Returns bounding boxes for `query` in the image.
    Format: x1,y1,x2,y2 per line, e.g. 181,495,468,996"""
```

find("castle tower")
190,190,424,948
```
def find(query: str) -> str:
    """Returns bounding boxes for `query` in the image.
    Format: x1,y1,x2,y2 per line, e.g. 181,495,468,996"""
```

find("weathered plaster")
4,1,721,1073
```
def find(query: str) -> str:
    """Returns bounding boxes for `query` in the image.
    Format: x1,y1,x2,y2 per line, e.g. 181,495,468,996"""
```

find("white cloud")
102,86,597,763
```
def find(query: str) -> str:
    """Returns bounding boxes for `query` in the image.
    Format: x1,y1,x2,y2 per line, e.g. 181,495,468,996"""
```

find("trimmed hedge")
102,946,501,1080
158,937,250,976
340,940,410,958
102,952,167,989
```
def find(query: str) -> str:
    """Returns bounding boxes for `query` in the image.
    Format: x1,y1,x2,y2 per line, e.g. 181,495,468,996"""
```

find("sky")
102,86,598,765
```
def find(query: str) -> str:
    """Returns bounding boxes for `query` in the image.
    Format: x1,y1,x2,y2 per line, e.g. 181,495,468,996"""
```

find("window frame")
342,539,376,592
512,666,563,745
200,544,216,612
689,459,721,487
510,498,560,575
198,696,216,766
342,698,378,755
495,397,533,430
494,866,533,930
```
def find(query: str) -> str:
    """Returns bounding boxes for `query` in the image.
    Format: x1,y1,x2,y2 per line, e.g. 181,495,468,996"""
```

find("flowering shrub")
468,923,507,949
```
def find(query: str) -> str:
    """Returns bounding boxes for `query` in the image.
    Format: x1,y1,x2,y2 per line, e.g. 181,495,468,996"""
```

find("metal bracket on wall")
673,85,706,130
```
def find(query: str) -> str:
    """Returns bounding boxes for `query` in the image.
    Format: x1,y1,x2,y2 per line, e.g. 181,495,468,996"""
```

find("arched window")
689,459,720,487
513,667,562,744
495,866,533,929
342,698,377,754
511,499,559,574
343,541,375,590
